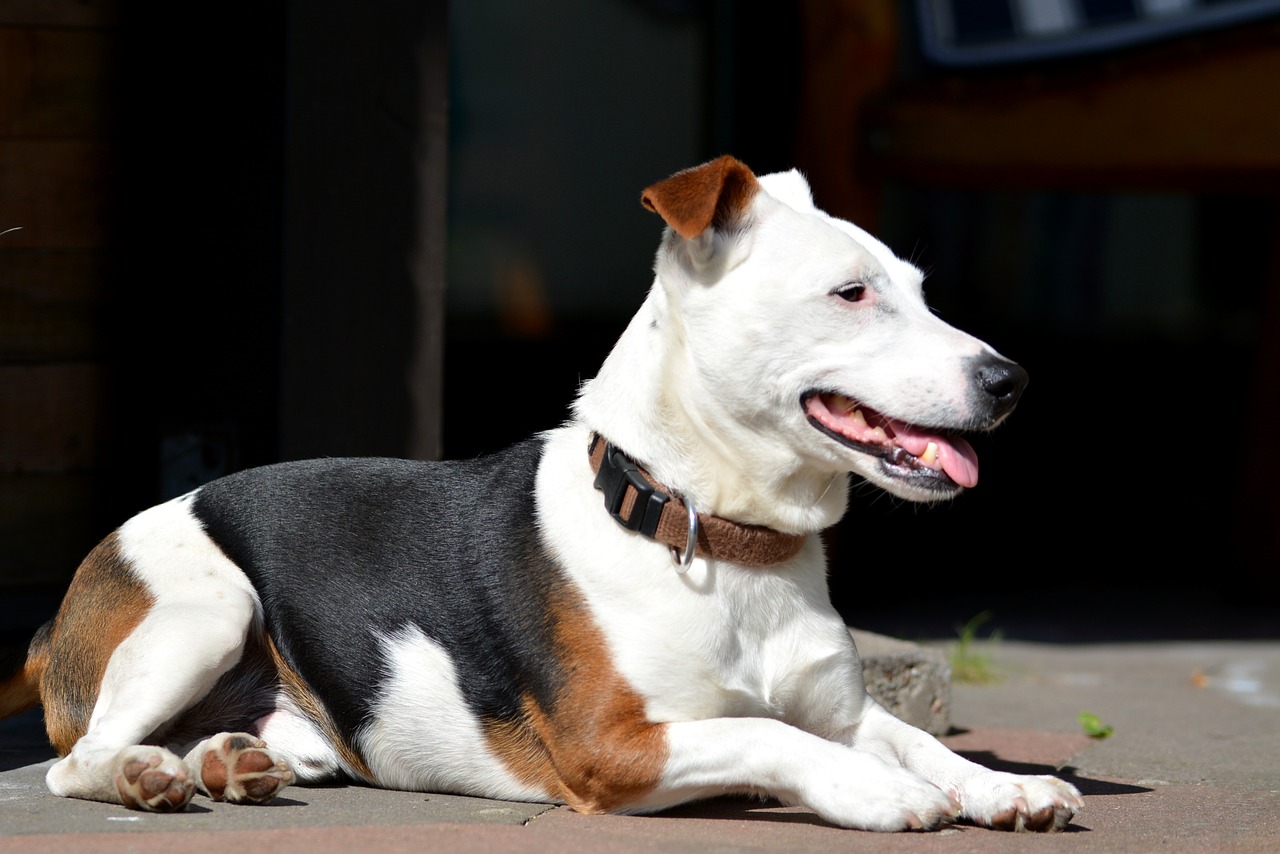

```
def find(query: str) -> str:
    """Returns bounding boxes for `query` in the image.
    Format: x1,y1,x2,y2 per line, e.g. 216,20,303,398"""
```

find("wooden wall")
0,2,449,596
0,1,117,589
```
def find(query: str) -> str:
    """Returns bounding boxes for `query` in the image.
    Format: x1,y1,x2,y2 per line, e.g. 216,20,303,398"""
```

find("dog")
0,156,1081,831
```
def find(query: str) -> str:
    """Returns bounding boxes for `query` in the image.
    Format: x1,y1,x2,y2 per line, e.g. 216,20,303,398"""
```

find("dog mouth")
802,391,979,490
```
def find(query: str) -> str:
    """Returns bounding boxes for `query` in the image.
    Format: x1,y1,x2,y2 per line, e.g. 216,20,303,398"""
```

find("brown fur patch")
641,155,760,240
484,586,669,813
40,532,154,755
264,634,374,782
0,621,51,719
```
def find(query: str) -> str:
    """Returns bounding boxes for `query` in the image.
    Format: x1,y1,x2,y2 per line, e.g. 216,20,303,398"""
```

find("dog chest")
534,425,864,729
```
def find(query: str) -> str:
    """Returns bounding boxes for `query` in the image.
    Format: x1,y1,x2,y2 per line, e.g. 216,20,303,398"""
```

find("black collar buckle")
593,440,668,538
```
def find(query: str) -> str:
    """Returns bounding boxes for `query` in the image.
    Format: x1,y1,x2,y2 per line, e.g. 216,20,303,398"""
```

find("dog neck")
586,433,807,568
574,288,851,534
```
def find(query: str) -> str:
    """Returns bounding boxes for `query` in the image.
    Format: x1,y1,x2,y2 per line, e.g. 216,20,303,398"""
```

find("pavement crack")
521,804,561,826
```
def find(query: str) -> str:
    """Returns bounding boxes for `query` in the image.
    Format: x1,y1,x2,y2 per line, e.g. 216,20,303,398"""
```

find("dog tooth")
868,426,889,444
920,442,942,469
850,408,867,427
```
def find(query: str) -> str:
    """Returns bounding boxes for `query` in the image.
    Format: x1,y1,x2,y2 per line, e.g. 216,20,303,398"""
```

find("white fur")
252,704,343,783
357,626,546,801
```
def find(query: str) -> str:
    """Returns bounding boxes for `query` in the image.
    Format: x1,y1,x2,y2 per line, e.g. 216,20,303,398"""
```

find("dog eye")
834,284,867,303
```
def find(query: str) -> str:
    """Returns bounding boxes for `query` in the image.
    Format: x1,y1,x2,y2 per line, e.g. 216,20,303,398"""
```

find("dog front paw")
956,772,1082,832
114,746,196,812
197,732,295,804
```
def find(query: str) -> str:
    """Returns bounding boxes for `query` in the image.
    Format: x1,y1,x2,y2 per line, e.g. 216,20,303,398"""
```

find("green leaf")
1077,710,1114,739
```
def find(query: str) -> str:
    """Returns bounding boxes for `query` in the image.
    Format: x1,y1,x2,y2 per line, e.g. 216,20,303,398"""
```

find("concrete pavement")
2,633,1277,852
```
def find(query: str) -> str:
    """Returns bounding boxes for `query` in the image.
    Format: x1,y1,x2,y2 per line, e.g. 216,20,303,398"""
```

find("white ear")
654,219,753,289
757,169,816,213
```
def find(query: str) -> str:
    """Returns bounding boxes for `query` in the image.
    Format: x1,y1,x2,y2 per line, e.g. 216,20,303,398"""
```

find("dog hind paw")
114,746,196,812
199,732,295,804
958,772,1083,832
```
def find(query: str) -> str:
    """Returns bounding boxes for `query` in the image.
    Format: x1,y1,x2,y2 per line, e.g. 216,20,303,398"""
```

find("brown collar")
587,433,807,568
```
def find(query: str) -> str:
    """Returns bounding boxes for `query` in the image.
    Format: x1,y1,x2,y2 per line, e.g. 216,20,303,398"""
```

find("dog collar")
587,433,807,570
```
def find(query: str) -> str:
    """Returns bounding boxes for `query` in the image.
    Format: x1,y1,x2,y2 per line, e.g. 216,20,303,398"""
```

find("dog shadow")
653,795,840,828
0,747,55,773
0,707,55,771
953,749,1152,797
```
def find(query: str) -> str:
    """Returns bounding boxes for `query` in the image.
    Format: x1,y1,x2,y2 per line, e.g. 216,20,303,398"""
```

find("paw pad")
200,733,294,804
115,751,195,812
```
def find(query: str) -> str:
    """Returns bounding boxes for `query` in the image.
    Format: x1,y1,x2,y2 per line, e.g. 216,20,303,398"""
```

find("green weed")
1077,710,1114,739
949,610,1004,684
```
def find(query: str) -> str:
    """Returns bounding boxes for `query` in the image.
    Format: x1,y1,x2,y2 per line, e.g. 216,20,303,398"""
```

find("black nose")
973,356,1028,420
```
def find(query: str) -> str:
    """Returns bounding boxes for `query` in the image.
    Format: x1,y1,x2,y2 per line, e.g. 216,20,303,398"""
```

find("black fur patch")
192,438,567,750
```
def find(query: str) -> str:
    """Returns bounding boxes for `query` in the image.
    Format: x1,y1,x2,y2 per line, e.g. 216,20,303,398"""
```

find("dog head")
579,156,1026,530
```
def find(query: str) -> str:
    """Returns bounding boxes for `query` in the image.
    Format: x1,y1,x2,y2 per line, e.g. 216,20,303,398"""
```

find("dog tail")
0,620,51,720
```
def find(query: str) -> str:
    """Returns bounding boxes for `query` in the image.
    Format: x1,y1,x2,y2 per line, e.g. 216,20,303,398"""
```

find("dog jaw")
802,391,977,499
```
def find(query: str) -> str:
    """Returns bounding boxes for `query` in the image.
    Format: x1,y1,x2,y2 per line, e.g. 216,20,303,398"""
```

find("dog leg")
45,518,261,811
45,614,246,810
847,701,1083,831
45,598,256,810
182,732,295,804
633,718,960,832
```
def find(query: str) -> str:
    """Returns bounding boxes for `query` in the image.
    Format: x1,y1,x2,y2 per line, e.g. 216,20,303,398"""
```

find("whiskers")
847,476,912,512
814,472,840,505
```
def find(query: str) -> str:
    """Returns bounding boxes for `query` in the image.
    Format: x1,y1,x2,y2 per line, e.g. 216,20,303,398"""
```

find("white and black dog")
0,156,1081,831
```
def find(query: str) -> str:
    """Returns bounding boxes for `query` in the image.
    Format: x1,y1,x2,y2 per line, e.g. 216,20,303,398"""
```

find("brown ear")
640,156,760,239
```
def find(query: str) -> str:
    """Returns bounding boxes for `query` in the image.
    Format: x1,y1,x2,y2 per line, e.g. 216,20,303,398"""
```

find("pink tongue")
891,423,979,488
807,395,980,488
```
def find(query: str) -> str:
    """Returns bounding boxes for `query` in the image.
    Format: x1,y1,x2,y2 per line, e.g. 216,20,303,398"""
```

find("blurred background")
2,0,1278,645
